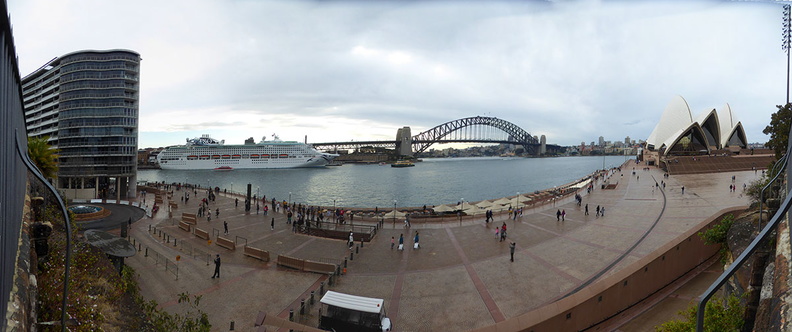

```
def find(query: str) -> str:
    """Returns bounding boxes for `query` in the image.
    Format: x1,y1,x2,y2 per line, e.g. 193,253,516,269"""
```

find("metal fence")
1,2,35,327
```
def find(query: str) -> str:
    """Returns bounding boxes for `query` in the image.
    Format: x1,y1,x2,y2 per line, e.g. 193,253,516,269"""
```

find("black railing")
696,141,792,331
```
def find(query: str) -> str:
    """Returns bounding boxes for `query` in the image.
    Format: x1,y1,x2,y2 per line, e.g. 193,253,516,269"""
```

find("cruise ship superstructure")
157,135,339,170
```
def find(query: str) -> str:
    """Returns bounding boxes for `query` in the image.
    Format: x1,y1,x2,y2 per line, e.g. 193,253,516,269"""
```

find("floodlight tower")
783,4,791,104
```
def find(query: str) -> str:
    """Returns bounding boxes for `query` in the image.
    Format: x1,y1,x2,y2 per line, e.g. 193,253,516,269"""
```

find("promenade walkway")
124,159,760,331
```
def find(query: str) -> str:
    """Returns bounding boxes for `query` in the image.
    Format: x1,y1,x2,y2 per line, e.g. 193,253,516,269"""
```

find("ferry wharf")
123,159,760,331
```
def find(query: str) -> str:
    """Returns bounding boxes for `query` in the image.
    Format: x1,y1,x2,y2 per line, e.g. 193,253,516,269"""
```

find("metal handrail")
697,141,792,331
696,190,792,330
759,151,788,229
15,130,73,331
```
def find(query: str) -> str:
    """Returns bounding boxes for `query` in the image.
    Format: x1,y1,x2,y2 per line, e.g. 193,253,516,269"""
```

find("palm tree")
27,136,59,179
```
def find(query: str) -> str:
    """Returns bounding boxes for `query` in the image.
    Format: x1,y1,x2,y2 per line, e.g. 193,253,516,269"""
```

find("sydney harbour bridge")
310,116,560,157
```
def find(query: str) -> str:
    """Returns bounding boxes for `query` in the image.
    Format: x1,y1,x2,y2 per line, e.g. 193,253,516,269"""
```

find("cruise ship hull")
156,140,338,170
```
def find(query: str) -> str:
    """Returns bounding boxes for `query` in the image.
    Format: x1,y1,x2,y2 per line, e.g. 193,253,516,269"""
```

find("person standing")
601,207,605,217
349,231,354,249
509,242,516,262
681,186,685,194
223,221,228,235
556,209,561,221
391,236,395,250
211,254,221,278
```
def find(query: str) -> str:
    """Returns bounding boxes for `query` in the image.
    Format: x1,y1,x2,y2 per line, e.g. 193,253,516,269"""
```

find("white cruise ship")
156,135,339,170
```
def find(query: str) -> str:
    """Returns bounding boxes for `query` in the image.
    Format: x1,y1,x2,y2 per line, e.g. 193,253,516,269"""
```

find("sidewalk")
124,161,760,331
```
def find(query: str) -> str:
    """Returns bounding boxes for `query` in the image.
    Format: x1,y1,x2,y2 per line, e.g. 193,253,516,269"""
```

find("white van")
318,291,392,332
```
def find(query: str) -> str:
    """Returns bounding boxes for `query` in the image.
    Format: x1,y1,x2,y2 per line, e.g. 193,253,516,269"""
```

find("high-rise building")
598,136,605,147
625,136,631,145
22,49,140,200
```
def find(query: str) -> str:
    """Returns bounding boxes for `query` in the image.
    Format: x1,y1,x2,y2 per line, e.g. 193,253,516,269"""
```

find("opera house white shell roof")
645,96,746,156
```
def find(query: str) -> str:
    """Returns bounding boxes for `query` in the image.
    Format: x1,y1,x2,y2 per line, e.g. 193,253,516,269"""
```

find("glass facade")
22,50,140,199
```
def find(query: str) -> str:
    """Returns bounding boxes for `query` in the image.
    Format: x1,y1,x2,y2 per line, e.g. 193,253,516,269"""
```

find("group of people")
391,232,420,250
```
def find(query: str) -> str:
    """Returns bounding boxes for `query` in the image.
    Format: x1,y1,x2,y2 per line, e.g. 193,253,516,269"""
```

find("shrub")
655,293,743,332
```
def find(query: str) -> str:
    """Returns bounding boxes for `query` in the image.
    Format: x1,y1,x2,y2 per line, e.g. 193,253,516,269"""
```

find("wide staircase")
664,149,775,175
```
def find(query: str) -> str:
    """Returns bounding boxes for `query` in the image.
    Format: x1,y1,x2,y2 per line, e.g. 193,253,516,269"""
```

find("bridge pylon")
396,127,413,156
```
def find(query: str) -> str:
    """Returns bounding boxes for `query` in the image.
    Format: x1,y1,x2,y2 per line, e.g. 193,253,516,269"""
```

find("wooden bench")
169,202,178,210
182,213,197,225
194,227,209,240
243,246,270,262
215,236,236,251
178,221,191,232
303,260,336,274
276,255,305,271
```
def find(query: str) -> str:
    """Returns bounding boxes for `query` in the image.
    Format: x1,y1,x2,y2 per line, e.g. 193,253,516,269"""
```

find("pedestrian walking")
211,254,221,278
595,205,600,217
561,210,566,221
391,236,395,250
681,186,685,194
223,221,228,235
509,242,516,262
413,231,420,249
600,207,605,217
584,204,589,215
349,231,354,249
556,209,561,221
398,234,404,251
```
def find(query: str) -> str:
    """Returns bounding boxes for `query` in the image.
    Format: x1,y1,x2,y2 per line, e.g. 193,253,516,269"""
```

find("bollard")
289,309,294,321
230,321,234,330
350,252,354,260
320,281,325,295
173,238,177,247
361,239,364,248
310,291,315,305
167,234,170,243
149,224,151,232
138,243,141,251
145,247,148,257
356,244,359,254
300,299,305,315
344,258,347,268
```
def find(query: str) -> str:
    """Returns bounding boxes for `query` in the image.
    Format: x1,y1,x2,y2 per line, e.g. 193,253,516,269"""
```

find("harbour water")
138,155,632,208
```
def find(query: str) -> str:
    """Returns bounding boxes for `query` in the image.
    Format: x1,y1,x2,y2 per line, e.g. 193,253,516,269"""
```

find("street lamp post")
784,4,792,104
230,182,233,194
393,199,397,225
460,198,464,225
517,192,520,214
289,192,292,207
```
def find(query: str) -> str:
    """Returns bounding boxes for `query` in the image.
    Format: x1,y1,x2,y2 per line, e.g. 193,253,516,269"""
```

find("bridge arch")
409,116,538,155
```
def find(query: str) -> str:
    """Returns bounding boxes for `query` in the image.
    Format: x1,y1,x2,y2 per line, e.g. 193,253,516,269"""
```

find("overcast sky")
7,0,786,148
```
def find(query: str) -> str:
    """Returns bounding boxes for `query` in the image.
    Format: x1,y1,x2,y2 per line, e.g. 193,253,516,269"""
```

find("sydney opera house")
645,95,747,157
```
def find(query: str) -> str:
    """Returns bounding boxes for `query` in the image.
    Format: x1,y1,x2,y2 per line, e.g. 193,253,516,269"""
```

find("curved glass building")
22,49,140,200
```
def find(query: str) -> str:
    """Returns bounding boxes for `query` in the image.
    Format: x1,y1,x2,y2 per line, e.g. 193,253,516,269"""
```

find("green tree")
763,103,791,159
27,136,59,179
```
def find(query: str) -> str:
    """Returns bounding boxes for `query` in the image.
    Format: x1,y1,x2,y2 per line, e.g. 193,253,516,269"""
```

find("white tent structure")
492,197,512,206
382,210,406,219
475,200,494,208
431,204,455,213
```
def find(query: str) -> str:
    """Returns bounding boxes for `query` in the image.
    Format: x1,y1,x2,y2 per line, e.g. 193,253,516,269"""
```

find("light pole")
517,192,521,214
784,4,792,104
460,198,464,225
393,199,397,225
230,182,233,194
289,192,292,207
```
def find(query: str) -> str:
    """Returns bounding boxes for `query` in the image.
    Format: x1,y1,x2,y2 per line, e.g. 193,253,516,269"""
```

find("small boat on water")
327,161,343,166
391,160,415,168
213,166,234,171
